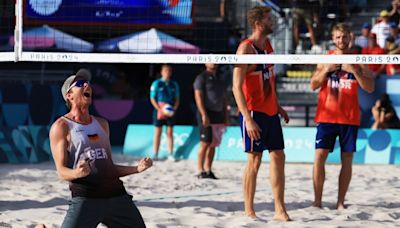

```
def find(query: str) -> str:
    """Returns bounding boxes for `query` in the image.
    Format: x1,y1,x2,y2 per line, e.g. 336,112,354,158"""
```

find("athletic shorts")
315,123,358,152
239,111,284,152
200,124,226,147
292,7,314,26
153,109,175,127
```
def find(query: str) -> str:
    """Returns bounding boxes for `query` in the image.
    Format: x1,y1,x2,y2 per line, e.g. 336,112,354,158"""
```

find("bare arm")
150,98,161,111
310,64,337,90
342,64,375,93
232,42,261,140
173,98,180,111
194,90,210,126
96,117,153,177
49,119,90,181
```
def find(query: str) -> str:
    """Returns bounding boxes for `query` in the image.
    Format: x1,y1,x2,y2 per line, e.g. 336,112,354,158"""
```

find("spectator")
372,10,391,48
384,37,400,75
387,0,400,24
348,32,361,54
388,22,400,46
292,0,321,53
371,93,400,129
355,22,371,49
361,33,386,77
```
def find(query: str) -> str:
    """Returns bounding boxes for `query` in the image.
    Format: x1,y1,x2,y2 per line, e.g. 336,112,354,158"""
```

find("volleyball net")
1,0,399,64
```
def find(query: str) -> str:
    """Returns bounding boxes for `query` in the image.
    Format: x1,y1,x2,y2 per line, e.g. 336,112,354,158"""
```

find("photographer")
371,93,400,129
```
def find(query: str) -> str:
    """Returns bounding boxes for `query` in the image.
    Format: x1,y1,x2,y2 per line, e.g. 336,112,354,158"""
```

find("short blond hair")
247,6,271,29
331,23,351,35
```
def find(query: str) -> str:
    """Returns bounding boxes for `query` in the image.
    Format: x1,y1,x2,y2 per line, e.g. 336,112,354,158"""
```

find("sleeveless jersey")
241,39,278,116
315,51,360,126
63,116,126,198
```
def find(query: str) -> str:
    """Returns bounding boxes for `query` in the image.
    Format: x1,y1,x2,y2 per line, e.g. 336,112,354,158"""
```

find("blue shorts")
315,123,358,152
239,111,284,152
153,109,175,127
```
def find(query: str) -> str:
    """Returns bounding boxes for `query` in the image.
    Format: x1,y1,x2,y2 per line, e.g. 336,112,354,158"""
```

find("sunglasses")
67,79,90,93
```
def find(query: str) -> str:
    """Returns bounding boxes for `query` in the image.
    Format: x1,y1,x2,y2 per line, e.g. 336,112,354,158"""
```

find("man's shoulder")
237,40,255,54
50,117,69,135
152,79,161,84
196,71,208,79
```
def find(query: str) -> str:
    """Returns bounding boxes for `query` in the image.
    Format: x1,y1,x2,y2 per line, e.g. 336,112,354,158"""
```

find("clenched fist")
75,159,91,178
137,157,153,173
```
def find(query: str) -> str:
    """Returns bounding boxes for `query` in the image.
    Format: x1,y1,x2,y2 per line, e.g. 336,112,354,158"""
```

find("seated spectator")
371,93,400,129
388,22,400,46
361,33,386,77
371,10,391,48
387,0,400,24
385,37,400,75
349,32,361,53
355,22,371,48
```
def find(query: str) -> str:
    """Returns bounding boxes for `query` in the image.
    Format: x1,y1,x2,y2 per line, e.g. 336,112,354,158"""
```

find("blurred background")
0,0,399,163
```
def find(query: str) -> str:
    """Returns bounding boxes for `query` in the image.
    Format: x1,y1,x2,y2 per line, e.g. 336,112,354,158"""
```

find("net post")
14,0,23,62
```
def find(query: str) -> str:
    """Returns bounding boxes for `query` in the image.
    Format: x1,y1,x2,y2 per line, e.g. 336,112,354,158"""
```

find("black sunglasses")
67,79,89,93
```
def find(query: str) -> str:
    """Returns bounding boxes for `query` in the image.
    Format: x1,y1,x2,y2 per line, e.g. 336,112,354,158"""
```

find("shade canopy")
97,28,200,54
9,25,94,52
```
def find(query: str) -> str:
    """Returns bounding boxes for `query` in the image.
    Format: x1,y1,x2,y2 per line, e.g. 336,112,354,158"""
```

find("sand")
1,155,399,227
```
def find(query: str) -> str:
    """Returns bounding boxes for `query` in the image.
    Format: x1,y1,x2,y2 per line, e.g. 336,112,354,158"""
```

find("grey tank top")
63,116,126,198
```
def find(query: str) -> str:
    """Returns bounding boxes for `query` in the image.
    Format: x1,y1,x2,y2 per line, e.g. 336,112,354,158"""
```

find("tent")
9,25,93,52
97,28,200,54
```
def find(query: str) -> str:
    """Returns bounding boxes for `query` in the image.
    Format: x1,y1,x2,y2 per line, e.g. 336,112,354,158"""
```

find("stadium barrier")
1,124,399,164
123,125,400,165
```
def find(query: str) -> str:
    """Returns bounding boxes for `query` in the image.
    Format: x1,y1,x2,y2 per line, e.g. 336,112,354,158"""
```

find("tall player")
232,6,290,221
310,23,374,209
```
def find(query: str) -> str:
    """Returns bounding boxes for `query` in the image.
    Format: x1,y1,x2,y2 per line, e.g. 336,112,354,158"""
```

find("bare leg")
313,149,329,208
153,127,162,158
243,152,262,218
166,126,174,155
269,150,290,221
197,141,210,173
293,24,300,47
205,146,215,172
337,152,353,209
307,24,317,46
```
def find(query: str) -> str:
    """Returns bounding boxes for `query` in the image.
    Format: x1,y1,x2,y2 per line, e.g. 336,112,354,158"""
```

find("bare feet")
312,201,322,208
337,202,347,210
244,210,257,219
273,211,291,221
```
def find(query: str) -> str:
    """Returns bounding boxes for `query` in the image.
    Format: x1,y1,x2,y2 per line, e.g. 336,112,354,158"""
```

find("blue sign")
123,125,400,165
26,0,193,26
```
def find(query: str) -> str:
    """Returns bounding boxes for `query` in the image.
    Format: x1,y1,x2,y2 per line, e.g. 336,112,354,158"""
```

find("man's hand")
202,114,210,127
323,64,341,73
75,160,90,179
245,117,261,140
137,157,153,173
279,107,290,124
341,64,358,75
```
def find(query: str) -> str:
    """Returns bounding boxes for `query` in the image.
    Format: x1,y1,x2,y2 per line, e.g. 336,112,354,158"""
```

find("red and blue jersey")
241,39,278,116
315,51,360,126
